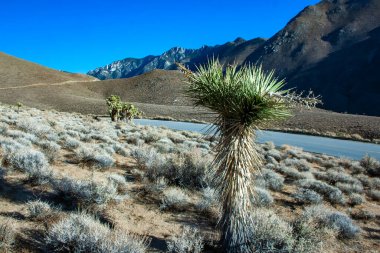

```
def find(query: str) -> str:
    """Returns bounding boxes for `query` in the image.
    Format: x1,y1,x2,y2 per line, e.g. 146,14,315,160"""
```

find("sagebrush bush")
75,144,115,169
45,212,148,253
167,227,204,253
160,187,191,211
196,187,220,218
257,169,284,191
0,220,15,252
367,189,380,201
249,209,294,252
275,165,313,180
3,147,52,183
360,155,380,176
252,187,274,207
296,179,346,205
26,200,53,219
107,174,128,194
51,177,119,207
348,193,365,206
302,205,360,239
336,182,363,194
292,188,323,204
37,140,60,163
62,136,81,149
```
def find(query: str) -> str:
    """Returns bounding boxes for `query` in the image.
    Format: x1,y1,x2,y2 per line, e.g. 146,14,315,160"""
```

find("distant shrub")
3,147,52,184
26,200,53,219
0,220,15,252
51,177,119,207
266,149,282,162
45,212,148,253
292,188,323,204
16,117,51,136
326,169,360,185
370,178,380,189
252,187,274,207
350,209,376,220
275,165,312,180
284,158,312,172
160,187,191,211
167,227,204,253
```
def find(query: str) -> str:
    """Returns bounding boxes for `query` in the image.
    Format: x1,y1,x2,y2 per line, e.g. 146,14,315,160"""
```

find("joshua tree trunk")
214,121,262,252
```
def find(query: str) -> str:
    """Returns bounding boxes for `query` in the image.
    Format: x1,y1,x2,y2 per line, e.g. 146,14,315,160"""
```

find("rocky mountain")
88,0,380,116
245,0,380,116
87,38,265,80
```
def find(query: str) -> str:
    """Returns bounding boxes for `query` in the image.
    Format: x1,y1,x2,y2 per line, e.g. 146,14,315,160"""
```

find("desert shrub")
3,147,52,183
61,136,80,149
259,169,284,191
296,179,346,205
0,220,15,252
336,182,363,194
51,177,119,207
37,140,60,163
252,187,274,207
133,148,211,189
275,165,312,180
144,177,168,193
16,118,51,137
196,187,220,218
112,143,129,156
370,178,380,189
160,187,191,211
167,227,204,253
75,144,114,169
26,200,53,219
360,155,380,176
302,205,360,239
107,174,128,194
348,193,365,206
45,212,148,253
350,209,376,220
266,149,282,162
367,189,380,201
356,174,371,187
249,209,294,252
348,161,365,174
141,129,161,143
326,169,361,185
292,188,323,204
284,158,312,172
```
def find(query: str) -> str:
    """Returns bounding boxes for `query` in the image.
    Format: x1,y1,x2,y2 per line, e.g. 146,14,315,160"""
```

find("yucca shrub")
178,59,319,252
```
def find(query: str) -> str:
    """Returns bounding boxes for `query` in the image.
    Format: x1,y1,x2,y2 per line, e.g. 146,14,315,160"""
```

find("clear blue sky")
0,0,319,73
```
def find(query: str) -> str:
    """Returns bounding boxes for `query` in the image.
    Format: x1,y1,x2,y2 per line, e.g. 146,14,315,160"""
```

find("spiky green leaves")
184,60,292,128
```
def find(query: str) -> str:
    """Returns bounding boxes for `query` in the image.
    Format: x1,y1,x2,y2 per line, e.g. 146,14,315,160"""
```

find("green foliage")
106,95,142,122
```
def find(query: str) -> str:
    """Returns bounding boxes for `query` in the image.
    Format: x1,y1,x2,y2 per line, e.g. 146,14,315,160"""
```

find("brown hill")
0,52,97,88
245,0,380,116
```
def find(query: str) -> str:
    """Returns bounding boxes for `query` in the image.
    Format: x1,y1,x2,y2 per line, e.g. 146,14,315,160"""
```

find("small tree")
106,95,142,122
16,102,23,113
106,95,122,121
177,60,320,252
120,102,142,122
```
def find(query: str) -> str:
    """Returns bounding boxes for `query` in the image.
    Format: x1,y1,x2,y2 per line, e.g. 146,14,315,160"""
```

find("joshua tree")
177,60,320,252
106,95,142,122
106,95,122,121
120,102,142,122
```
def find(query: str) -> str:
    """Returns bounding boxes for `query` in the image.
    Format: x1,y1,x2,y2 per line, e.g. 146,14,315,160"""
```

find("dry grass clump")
167,226,204,253
44,212,149,253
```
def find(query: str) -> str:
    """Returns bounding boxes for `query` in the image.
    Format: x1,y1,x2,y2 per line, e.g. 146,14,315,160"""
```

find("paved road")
135,119,380,160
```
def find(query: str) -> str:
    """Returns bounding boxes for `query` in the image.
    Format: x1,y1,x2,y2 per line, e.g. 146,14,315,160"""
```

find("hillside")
87,38,265,80
0,52,97,88
245,0,380,116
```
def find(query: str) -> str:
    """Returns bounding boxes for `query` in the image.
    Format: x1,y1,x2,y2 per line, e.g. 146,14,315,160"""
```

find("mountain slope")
0,52,97,88
87,38,265,80
244,0,380,115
